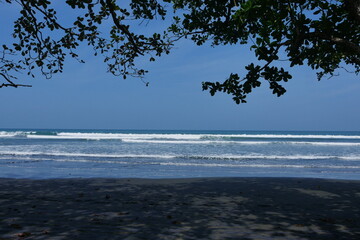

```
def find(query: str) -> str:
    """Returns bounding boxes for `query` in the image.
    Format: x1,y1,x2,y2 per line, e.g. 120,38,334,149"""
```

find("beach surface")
0,177,359,240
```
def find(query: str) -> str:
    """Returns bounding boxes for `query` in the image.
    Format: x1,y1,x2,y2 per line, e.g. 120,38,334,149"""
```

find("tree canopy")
1,0,359,103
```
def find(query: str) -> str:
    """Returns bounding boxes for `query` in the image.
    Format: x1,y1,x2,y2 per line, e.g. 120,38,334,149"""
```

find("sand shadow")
0,177,359,239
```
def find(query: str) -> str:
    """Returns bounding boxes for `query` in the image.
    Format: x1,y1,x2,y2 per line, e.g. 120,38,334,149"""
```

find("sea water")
0,129,360,179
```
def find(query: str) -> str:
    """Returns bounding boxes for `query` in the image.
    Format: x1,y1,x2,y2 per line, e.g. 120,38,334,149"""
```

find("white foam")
26,133,203,140
23,133,360,146
0,131,25,138
0,151,176,159
158,162,360,169
3,156,359,169
1,151,360,161
208,134,360,139
340,156,360,161
58,133,202,140
122,139,360,146
121,139,271,144
24,131,360,141
294,142,360,146
188,154,360,160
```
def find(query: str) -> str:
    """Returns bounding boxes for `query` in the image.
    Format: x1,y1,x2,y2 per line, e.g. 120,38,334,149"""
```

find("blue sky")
1,2,359,131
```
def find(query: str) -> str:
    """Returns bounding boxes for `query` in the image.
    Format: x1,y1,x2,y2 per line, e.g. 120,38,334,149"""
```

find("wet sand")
0,177,359,239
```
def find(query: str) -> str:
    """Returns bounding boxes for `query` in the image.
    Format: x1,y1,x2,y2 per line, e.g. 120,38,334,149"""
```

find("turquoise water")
1,129,360,179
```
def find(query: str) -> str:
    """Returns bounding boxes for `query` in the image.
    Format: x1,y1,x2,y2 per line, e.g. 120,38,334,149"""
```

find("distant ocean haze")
0,129,360,179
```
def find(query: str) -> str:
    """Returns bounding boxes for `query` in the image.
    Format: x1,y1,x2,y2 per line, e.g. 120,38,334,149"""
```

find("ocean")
0,129,360,180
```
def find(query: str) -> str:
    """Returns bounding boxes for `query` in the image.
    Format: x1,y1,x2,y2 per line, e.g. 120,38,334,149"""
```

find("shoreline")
1,177,359,239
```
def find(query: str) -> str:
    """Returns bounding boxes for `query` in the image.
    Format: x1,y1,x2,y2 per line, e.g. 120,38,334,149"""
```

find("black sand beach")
0,177,359,239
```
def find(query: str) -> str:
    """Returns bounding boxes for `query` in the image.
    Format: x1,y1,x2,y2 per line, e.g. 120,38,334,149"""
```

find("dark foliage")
1,0,359,103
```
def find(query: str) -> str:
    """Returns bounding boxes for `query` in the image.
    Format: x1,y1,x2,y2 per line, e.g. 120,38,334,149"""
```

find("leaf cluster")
1,0,172,88
1,0,359,105
169,0,360,103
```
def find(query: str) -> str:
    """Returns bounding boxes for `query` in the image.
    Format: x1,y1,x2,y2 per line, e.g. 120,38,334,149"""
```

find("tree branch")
0,83,32,88
0,73,31,88
104,0,144,56
31,4,70,33
307,32,360,55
